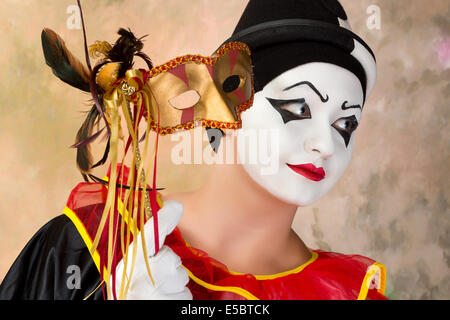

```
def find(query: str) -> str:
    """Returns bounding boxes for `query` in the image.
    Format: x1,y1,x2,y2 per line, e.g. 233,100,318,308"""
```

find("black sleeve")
0,215,104,300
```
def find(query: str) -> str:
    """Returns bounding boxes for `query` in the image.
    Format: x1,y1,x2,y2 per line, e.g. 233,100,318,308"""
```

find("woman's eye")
266,98,311,124
332,115,359,147
281,103,311,117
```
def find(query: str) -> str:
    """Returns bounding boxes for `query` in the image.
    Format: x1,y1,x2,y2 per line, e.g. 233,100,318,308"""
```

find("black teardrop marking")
206,127,224,154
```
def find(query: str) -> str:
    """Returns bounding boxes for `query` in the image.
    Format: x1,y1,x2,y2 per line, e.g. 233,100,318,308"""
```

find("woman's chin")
242,164,330,207
261,182,327,207
277,193,323,207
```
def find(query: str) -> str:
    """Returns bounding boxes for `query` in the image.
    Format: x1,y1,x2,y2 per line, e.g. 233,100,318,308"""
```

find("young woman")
139,0,386,300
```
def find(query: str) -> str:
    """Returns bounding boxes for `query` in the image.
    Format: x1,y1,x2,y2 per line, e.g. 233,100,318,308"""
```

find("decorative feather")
73,105,100,175
41,28,91,92
138,131,146,143
72,127,105,148
136,51,154,70
107,28,152,77
91,137,110,169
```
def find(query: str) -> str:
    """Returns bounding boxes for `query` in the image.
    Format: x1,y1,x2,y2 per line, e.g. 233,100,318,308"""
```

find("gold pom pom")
89,41,113,60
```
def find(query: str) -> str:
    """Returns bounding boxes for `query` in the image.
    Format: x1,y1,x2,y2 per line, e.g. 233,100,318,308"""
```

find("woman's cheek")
327,142,354,183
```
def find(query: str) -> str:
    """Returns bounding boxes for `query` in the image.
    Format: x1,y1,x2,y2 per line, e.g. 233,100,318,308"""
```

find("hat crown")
226,0,377,99
233,0,348,36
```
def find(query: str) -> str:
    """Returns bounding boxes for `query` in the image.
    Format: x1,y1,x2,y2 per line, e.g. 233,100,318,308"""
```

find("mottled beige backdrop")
0,0,448,300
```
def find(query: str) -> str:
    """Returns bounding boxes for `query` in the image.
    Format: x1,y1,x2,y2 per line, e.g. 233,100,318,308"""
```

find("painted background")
0,0,448,299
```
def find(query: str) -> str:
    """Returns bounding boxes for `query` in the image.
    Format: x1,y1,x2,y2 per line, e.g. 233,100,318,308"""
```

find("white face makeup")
237,62,365,206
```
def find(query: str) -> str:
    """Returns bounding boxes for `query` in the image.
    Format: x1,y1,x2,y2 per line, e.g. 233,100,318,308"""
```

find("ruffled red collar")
165,227,388,300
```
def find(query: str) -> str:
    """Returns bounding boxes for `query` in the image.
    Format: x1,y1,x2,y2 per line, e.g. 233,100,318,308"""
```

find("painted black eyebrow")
341,101,362,110
283,81,329,103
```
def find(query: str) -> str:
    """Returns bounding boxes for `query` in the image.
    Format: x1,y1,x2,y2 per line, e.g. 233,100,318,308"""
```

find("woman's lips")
287,163,326,182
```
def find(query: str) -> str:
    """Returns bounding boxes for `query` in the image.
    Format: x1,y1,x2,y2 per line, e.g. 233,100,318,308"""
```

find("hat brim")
219,19,377,97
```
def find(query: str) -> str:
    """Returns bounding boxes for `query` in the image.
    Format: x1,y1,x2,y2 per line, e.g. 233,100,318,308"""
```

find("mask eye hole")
222,75,241,93
169,90,200,110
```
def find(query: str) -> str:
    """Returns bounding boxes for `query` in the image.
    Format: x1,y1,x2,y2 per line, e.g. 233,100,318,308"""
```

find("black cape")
0,215,104,300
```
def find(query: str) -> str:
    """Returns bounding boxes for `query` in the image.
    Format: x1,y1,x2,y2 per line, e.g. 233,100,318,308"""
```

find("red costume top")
166,228,387,300
62,164,388,300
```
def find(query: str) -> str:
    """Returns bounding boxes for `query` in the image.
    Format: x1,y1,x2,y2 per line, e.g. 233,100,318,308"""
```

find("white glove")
111,200,192,300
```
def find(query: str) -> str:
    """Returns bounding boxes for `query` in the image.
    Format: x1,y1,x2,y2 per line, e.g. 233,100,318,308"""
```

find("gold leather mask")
96,42,254,135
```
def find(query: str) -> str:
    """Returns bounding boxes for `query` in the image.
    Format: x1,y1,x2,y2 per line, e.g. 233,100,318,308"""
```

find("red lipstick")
287,163,325,182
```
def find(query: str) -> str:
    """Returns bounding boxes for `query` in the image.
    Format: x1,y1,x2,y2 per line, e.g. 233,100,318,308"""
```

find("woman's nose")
304,130,334,160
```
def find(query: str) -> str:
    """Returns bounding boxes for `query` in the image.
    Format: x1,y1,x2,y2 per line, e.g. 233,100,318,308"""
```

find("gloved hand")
111,200,192,300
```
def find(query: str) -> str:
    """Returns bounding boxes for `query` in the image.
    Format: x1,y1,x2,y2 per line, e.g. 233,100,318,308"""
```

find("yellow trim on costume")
64,175,163,285
183,265,259,300
63,206,109,282
228,251,319,280
183,236,318,280
357,262,387,300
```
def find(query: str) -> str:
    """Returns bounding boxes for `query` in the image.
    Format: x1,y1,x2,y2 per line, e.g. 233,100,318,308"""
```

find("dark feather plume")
91,137,110,169
43,22,153,179
74,105,100,175
41,28,91,92
106,28,153,77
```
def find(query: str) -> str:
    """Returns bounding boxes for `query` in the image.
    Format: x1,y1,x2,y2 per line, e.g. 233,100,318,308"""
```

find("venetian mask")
97,42,254,135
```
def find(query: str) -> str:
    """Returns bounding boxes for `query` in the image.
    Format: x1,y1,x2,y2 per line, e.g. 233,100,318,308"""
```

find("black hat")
220,0,376,100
